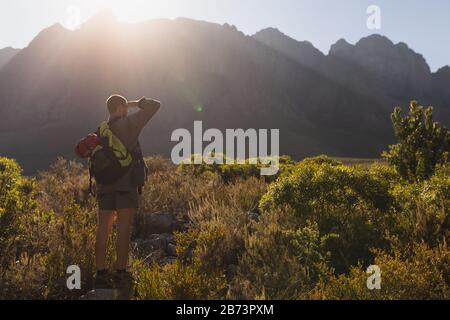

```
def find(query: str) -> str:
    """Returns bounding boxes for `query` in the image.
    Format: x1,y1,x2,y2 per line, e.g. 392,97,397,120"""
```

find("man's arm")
127,97,161,136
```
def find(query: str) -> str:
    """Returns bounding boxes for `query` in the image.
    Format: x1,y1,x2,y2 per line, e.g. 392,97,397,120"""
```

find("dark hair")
106,95,127,114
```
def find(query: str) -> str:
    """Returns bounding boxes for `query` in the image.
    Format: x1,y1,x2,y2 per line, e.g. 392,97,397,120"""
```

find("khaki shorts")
97,190,140,211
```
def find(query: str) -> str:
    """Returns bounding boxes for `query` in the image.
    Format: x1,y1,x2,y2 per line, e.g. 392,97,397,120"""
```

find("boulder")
149,234,168,251
167,243,177,256
145,212,177,234
247,211,260,222
163,233,176,245
137,234,171,251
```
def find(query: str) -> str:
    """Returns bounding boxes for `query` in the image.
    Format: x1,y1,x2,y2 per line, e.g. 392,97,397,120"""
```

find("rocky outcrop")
329,34,432,100
134,231,178,266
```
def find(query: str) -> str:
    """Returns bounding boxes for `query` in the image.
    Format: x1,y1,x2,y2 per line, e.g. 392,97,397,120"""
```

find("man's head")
107,94,128,118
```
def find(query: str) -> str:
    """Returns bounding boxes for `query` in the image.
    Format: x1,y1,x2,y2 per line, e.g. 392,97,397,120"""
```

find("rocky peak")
253,27,324,67
435,65,450,75
329,38,352,55
329,34,432,98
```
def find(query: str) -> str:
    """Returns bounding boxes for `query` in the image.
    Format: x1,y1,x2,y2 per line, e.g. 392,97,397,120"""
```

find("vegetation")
383,100,449,182
0,102,448,300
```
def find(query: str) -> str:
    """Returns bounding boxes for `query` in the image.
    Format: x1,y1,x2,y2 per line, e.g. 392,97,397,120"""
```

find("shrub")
133,260,167,300
133,227,229,300
309,242,450,300
383,101,449,182
260,156,394,272
389,164,449,246
0,157,36,273
187,177,268,266
178,154,296,183
163,257,227,300
1,203,98,299
1,151,448,300
140,176,269,300
36,157,91,213
231,207,331,299
1,158,106,299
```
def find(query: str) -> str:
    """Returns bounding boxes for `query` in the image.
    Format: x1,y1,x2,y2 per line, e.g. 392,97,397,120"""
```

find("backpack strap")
88,166,96,197
98,121,133,166
88,127,101,198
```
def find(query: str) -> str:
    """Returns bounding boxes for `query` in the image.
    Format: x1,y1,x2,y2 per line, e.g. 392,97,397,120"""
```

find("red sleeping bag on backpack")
75,133,101,159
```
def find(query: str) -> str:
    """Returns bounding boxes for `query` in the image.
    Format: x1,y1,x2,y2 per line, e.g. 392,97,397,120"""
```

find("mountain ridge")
0,16,448,173
0,47,20,69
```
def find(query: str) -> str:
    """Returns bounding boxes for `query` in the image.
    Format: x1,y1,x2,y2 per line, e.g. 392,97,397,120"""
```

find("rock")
247,211,260,222
167,243,177,256
146,212,177,234
140,235,168,251
163,233,176,245
80,289,119,300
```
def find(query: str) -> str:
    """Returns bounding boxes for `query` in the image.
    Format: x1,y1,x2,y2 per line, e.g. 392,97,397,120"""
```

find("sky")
0,0,449,71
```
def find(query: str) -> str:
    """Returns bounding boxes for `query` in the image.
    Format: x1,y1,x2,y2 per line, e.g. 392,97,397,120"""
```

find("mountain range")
0,12,449,172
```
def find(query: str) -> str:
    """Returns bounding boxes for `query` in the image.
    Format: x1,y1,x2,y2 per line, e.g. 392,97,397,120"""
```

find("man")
95,94,160,289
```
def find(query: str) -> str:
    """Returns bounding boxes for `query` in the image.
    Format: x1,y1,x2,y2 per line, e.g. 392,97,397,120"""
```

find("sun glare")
97,0,171,22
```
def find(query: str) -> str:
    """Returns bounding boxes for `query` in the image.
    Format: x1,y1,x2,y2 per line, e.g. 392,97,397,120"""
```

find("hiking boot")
113,270,135,299
94,270,112,289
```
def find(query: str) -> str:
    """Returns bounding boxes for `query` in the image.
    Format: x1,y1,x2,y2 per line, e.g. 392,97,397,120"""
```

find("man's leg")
116,208,136,270
95,210,115,271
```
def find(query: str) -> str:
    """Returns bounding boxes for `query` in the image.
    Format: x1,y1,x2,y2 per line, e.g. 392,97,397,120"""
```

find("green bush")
309,242,450,300
231,207,330,299
178,154,296,183
1,203,98,299
383,101,449,182
1,158,110,299
260,156,395,272
389,164,449,246
0,157,36,272
133,227,229,300
133,260,168,300
36,157,91,213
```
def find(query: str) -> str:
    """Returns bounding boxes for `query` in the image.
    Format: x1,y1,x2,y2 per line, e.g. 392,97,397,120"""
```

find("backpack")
75,133,101,159
88,120,133,193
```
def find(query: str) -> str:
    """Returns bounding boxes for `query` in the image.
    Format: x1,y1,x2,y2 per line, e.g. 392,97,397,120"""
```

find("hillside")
0,14,449,172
